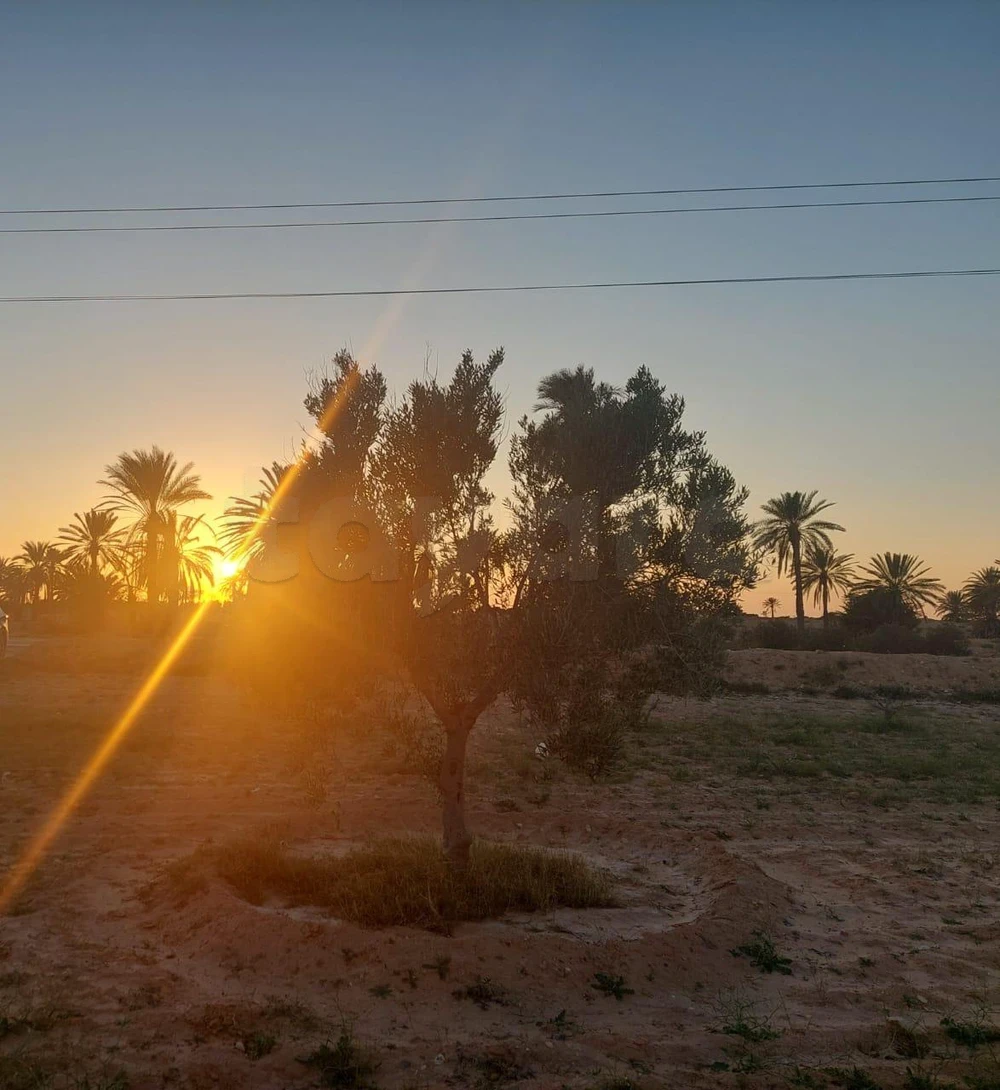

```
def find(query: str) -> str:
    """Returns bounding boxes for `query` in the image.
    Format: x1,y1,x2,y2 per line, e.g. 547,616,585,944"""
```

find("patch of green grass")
731,930,792,975
942,1015,1000,1047
949,688,1000,705
212,833,614,931
591,972,634,1000
655,709,1000,805
301,1027,380,1088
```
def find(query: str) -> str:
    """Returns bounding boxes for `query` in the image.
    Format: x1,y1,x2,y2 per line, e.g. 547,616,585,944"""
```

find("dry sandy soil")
0,640,999,1089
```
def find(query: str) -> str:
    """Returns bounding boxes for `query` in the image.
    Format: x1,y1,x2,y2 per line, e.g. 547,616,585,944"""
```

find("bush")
855,625,923,654
843,588,919,634
922,623,970,656
749,619,800,650
212,834,614,931
548,704,628,780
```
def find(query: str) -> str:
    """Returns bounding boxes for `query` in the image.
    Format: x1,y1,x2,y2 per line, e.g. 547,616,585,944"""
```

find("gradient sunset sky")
2,2,997,613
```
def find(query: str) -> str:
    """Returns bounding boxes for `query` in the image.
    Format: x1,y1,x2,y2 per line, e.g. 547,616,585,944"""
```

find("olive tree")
234,351,756,863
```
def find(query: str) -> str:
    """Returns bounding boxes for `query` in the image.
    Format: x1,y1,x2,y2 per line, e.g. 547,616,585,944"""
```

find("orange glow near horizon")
2,209,459,913
0,368,362,916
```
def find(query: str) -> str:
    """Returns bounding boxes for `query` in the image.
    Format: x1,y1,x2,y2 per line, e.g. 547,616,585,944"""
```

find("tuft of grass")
213,833,614,931
301,1027,380,1088
452,976,508,1010
591,972,634,1000
731,930,792,975
826,1068,883,1090
242,1030,278,1060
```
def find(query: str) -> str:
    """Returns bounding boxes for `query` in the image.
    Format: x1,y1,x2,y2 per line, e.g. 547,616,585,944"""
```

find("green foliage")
941,1015,1000,1047
213,834,614,931
853,552,943,615
591,972,634,1000
547,699,628,780
301,1027,380,1088
731,930,792,974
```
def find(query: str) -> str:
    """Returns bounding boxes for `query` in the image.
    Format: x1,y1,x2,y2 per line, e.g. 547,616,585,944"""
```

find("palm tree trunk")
822,584,829,627
792,536,805,632
146,524,160,606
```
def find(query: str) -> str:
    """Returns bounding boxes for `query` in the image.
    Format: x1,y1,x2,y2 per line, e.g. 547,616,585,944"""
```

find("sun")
211,555,246,589
218,557,242,580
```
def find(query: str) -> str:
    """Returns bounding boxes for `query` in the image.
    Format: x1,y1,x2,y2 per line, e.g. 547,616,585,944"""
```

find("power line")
3,267,997,304
5,193,999,236
3,174,1000,217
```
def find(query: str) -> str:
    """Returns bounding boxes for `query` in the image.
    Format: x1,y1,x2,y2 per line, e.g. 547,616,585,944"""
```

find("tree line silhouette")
0,358,997,645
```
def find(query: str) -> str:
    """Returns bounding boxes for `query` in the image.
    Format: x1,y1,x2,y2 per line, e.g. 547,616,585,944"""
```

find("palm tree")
218,462,292,561
100,447,210,605
853,552,943,615
936,590,968,624
800,544,855,626
963,566,1000,635
0,557,26,609
762,596,780,619
753,491,844,631
160,513,220,604
17,541,63,604
58,509,123,574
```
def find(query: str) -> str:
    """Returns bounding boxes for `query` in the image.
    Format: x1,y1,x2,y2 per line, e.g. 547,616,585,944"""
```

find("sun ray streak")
0,377,364,915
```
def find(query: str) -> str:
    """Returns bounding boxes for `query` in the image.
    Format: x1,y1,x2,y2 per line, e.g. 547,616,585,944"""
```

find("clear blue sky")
2,2,998,610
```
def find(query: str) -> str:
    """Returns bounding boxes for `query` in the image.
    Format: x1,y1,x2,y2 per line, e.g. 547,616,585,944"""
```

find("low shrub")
855,625,923,655
921,623,970,656
302,1026,380,1088
548,706,628,780
213,833,614,931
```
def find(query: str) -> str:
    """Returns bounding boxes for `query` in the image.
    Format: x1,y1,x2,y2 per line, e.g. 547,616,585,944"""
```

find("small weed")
422,955,451,981
242,1030,278,1060
452,976,508,1010
731,930,793,974
368,984,392,999
542,1008,583,1039
591,972,634,1001
715,989,781,1043
301,1026,380,1088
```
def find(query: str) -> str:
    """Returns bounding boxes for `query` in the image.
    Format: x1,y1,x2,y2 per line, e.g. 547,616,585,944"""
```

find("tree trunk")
146,523,160,607
792,536,805,632
822,584,829,627
439,715,473,865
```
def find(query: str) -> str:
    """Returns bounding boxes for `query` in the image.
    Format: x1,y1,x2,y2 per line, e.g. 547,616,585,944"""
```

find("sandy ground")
0,644,998,1089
